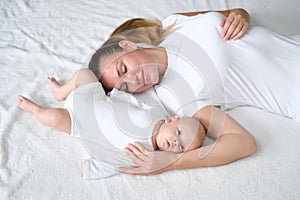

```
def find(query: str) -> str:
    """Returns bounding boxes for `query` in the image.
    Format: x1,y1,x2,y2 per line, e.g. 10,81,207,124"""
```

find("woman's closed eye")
117,61,127,77
121,64,127,74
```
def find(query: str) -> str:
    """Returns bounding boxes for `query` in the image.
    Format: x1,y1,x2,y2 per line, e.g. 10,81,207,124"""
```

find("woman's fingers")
229,22,243,39
232,23,249,40
222,17,242,40
221,16,234,39
228,21,245,40
221,9,250,40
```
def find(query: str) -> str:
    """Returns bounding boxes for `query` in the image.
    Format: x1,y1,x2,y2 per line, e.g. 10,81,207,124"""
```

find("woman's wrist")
231,8,250,23
164,152,183,171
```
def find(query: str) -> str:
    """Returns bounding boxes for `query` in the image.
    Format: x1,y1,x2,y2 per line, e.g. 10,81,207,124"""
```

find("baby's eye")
177,130,181,136
180,145,185,152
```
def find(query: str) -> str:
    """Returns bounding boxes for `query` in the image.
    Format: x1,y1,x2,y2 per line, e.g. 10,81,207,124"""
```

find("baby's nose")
172,138,178,147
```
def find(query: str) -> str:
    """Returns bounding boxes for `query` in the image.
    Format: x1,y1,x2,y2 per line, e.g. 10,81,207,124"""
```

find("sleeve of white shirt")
162,14,189,28
83,159,120,179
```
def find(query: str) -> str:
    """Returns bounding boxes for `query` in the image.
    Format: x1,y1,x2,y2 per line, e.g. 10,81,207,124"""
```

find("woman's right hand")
221,8,250,40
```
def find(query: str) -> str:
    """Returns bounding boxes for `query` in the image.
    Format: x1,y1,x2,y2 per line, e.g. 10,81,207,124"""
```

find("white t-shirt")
156,12,300,122
65,82,167,179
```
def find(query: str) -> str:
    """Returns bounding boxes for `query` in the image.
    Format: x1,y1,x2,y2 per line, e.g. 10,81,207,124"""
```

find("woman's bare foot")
48,77,66,101
17,95,41,114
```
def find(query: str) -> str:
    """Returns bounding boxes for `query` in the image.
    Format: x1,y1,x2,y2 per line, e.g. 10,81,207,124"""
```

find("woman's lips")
142,70,147,85
137,70,145,86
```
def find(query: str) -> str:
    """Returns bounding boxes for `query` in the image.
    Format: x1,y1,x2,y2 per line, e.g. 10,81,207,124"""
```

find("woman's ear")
119,40,138,50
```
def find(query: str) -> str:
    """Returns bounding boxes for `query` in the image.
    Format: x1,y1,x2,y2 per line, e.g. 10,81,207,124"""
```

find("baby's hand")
80,162,84,177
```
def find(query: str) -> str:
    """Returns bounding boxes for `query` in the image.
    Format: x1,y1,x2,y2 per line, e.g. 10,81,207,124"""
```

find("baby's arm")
49,69,98,101
81,159,120,179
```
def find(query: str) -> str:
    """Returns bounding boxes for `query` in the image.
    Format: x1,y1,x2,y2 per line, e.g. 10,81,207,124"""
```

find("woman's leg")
18,95,71,134
49,68,99,101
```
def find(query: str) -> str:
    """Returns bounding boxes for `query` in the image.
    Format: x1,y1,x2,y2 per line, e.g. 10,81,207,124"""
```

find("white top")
156,12,300,122
66,83,167,179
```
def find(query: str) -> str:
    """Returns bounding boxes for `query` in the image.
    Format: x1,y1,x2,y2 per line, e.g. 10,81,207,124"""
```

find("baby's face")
156,116,204,153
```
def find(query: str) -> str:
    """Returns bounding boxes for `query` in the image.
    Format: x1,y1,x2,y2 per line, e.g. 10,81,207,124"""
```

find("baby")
17,69,206,178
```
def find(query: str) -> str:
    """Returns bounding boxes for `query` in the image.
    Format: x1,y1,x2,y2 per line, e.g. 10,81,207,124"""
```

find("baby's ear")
165,115,179,123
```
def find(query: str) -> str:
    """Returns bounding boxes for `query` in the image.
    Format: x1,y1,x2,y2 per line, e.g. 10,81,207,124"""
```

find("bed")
1,0,299,199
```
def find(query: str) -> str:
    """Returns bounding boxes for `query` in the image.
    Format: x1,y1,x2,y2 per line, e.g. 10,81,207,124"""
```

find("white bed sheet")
1,0,300,199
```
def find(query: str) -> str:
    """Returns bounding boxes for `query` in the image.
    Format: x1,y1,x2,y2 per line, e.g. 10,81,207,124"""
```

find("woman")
88,7,299,175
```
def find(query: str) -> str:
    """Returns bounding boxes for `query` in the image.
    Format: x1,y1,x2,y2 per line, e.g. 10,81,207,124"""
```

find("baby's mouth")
166,139,170,148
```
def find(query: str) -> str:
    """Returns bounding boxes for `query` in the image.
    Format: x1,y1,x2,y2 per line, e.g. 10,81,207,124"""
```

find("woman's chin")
135,84,153,93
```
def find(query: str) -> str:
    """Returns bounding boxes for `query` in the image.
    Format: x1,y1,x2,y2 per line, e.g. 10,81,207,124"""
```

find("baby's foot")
80,162,85,178
48,77,65,101
17,95,40,114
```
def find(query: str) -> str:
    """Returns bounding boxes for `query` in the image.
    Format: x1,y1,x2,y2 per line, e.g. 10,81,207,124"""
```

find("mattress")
1,0,299,199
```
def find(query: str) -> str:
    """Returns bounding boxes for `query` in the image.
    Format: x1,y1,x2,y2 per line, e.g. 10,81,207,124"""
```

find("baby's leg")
18,95,71,134
49,69,99,101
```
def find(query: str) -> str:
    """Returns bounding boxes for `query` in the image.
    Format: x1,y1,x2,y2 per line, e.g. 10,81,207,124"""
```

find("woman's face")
100,49,161,93
156,116,203,153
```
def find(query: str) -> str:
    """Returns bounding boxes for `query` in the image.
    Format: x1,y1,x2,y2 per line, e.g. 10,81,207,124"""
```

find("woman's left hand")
119,142,180,175
221,8,250,40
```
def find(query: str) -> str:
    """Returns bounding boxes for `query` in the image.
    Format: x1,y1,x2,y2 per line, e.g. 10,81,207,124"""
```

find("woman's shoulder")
162,12,224,28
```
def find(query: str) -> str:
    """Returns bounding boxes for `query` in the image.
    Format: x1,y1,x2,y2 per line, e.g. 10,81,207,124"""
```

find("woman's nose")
122,73,139,84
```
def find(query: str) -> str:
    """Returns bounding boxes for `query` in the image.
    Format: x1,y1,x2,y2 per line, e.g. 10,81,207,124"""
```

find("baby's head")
154,116,205,153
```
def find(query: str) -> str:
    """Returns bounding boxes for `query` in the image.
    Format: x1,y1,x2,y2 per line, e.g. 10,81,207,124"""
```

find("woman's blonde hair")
88,17,176,92
104,18,176,46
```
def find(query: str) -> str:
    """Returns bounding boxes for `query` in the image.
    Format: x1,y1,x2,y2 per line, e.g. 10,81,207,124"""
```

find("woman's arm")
119,106,257,175
171,106,257,168
177,8,250,40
